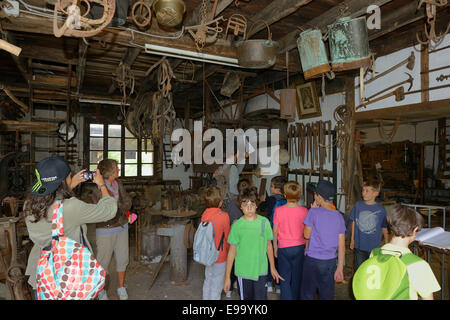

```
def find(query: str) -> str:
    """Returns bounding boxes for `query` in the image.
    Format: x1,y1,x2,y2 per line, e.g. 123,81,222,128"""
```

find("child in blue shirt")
350,179,389,271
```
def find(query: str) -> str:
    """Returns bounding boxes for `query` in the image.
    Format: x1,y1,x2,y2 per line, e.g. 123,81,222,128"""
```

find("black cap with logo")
313,180,336,202
31,156,71,196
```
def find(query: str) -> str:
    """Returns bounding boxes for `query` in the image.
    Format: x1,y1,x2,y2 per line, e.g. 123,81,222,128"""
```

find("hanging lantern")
328,16,371,72
296,29,331,80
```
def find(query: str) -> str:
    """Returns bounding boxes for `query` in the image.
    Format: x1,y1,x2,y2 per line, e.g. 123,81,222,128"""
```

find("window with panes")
88,123,153,177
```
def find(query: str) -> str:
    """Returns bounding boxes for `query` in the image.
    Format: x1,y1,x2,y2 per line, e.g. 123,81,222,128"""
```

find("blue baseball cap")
31,156,71,196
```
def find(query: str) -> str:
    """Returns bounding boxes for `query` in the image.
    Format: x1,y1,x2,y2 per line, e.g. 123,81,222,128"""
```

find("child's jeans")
203,262,226,300
237,275,267,300
300,255,337,300
354,248,370,271
278,244,305,300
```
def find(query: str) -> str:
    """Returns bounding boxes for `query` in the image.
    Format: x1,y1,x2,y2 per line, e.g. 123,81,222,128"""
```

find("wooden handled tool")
241,168,263,178
326,120,332,164
357,51,415,87
365,72,413,101
148,239,171,290
259,178,267,199
302,170,306,202
0,39,22,56
356,86,405,110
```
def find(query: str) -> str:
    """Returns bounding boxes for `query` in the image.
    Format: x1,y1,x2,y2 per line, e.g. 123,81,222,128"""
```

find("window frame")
84,119,154,178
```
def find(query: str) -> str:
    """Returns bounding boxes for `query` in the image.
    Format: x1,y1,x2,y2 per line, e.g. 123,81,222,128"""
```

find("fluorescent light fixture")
78,98,130,106
145,43,241,68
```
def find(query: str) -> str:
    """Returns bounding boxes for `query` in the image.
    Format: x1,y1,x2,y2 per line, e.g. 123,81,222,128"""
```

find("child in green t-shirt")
223,188,283,300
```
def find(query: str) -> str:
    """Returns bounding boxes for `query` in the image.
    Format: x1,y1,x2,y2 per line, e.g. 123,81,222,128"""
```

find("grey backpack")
193,211,225,266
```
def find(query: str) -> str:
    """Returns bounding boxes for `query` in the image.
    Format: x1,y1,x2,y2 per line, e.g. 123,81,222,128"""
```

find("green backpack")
352,248,422,300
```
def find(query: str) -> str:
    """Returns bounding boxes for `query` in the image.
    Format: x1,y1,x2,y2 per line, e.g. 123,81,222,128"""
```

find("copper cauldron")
235,20,279,69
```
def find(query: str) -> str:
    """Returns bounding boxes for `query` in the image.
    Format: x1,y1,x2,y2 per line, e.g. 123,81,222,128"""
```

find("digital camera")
82,170,96,181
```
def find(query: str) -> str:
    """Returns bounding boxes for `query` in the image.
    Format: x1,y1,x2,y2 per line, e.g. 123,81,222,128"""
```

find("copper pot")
152,0,186,28
235,20,279,69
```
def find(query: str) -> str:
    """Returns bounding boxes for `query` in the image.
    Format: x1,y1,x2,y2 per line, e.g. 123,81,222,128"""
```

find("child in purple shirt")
300,180,346,300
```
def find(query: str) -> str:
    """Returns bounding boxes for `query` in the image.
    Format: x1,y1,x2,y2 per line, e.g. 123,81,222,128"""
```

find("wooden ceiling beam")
354,99,450,125
3,31,30,84
370,10,450,58
19,42,77,65
1,12,235,57
185,0,234,26
1,12,297,72
368,1,427,42
108,46,141,94
247,0,312,39
76,39,89,94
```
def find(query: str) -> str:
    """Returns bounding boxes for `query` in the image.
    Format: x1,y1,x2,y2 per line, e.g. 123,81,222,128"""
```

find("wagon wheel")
131,0,152,29
53,0,116,38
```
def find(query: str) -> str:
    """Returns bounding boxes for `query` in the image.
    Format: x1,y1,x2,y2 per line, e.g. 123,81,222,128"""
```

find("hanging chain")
186,0,222,51
201,0,208,24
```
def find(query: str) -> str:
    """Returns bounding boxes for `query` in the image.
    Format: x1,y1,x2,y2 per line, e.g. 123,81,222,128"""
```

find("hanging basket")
235,20,279,69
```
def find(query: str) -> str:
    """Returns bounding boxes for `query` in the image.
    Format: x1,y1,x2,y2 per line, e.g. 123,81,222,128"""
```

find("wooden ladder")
162,143,174,169
438,117,450,178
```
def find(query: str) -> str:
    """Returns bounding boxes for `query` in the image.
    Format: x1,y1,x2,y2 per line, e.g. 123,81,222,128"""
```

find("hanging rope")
114,62,135,106
158,59,174,98
377,118,401,143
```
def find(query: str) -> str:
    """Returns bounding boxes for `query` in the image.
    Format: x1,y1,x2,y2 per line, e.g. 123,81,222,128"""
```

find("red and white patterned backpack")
36,200,106,300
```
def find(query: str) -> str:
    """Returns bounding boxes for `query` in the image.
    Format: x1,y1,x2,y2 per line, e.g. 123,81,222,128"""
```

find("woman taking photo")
24,156,117,297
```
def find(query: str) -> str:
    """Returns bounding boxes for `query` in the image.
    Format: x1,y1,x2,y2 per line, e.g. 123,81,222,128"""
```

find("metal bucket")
297,29,330,80
235,21,279,69
279,89,297,120
328,16,371,72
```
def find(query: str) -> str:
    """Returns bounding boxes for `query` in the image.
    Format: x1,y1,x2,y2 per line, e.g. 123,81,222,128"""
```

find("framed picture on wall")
294,81,321,119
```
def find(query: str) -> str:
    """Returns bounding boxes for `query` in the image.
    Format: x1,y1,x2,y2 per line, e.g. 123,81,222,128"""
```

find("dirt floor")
1,219,448,301
102,231,449,301
99,225,356,301
103,250,355,301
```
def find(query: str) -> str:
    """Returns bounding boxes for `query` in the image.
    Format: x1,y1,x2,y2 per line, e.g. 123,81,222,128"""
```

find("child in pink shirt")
273,181,308,300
